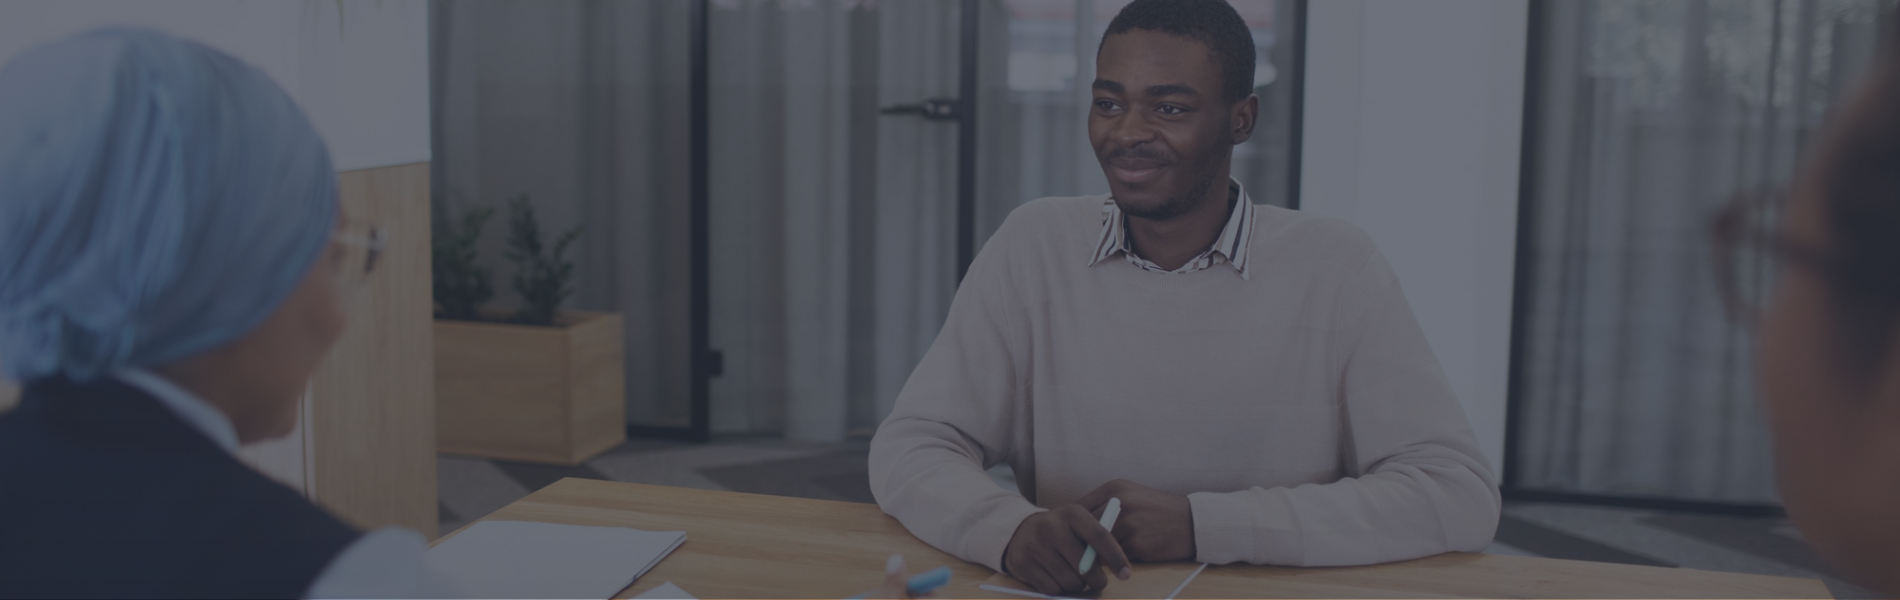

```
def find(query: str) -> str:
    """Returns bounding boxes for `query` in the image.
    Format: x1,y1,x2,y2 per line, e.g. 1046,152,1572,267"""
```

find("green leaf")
500,194,583,326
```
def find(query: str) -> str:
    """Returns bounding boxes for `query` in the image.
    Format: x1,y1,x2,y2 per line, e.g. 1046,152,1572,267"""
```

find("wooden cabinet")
436,311,627,466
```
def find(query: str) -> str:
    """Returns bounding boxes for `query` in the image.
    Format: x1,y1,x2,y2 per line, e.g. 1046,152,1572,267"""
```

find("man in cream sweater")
867,0,1500,595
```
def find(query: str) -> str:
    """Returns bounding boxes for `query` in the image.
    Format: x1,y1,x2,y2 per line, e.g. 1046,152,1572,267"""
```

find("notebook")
980,562,1207,600
426,520,687,599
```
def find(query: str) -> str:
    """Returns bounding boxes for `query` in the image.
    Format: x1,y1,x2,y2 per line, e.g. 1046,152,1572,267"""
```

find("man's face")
1090,29,1250,220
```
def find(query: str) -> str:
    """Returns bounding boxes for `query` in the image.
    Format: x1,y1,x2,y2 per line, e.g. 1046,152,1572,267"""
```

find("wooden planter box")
435,310,626,465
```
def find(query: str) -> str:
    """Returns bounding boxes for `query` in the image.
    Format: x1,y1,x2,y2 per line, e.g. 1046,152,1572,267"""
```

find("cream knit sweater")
868,195,1500,572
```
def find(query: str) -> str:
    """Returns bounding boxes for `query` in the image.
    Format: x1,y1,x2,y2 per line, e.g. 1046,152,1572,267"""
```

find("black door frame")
626,0,718,441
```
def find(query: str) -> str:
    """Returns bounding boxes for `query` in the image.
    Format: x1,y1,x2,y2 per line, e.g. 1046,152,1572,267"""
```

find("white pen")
1076,497,1122,575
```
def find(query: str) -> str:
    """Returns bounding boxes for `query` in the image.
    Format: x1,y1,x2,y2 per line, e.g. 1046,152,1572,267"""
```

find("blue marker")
904,566,953,595
847,555,953,599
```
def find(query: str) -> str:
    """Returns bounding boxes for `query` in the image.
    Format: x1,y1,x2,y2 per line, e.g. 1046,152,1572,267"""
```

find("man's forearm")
1187,451,1499,566
869,416,1045,571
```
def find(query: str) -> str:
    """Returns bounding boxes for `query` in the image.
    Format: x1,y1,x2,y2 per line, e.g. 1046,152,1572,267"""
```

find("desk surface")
444,478,1831,599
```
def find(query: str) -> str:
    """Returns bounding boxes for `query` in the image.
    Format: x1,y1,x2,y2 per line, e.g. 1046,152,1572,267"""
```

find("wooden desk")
445,478,1831,599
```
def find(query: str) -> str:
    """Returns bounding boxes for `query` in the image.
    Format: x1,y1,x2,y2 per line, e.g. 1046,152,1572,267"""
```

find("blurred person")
0,27,945,600
0,28,458,599
867,0,1498,595
1723,14,1900,596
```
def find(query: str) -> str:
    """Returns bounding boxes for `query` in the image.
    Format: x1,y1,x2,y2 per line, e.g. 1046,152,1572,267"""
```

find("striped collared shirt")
1087,179,1256,279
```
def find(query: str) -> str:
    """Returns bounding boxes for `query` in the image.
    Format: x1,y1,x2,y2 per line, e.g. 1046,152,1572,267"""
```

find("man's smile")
1108,156,1168,185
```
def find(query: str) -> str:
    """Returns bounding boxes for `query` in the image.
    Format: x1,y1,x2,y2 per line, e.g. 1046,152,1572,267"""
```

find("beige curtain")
1515,0,1892,503
707,0,973,441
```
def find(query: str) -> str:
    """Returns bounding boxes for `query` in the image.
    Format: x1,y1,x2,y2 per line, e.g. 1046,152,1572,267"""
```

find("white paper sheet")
425,520,686,599
631,582,697,599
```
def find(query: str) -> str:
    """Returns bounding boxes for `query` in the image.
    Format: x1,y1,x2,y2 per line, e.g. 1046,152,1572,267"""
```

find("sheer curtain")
705,0,983,441
1515,0,1891,503
431,0,695,428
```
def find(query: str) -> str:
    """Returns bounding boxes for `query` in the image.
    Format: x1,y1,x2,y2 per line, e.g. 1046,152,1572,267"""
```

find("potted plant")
432,195,625,465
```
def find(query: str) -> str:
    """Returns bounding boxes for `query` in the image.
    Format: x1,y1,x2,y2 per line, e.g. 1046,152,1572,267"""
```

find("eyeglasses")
329,221,386,298
1709,189,1831,325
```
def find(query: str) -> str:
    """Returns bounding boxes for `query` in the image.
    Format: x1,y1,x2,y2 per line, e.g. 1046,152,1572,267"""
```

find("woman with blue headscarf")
0,29,459,599
0,27,947,600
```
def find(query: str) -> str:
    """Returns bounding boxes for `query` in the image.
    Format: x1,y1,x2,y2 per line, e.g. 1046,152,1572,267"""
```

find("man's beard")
1117,145,1230,222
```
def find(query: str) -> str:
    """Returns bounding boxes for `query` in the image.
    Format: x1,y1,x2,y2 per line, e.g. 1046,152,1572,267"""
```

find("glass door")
705,0,969,442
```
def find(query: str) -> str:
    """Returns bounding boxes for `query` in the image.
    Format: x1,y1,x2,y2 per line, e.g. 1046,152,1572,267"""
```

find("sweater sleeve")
868,220,1043,573
1186,245,1501,567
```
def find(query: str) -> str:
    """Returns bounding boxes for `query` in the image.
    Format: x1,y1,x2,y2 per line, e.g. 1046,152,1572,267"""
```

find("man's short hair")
1100,0,1257,103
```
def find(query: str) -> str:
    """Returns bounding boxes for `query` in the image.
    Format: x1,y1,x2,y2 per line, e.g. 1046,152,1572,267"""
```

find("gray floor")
438,437,1881,599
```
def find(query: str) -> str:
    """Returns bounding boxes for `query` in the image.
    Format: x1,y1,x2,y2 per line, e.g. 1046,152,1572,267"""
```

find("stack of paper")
426,520,687,599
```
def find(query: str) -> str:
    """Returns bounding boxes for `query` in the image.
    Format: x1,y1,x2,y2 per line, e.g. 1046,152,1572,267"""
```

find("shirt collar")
1088,178,1256,279
115,368,240,454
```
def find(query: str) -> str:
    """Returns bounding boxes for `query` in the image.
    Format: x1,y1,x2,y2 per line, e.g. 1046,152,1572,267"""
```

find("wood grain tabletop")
442,478,1831,599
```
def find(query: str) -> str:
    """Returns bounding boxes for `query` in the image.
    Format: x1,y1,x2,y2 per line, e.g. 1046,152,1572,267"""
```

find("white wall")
0,0,429,171
1301,0,1528,469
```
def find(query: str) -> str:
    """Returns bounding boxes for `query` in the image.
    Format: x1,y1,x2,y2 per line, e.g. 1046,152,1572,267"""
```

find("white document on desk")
631,582,697,599
425,520,687,599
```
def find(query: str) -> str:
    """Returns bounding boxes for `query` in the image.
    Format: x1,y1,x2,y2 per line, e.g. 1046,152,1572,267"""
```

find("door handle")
880,98,961,121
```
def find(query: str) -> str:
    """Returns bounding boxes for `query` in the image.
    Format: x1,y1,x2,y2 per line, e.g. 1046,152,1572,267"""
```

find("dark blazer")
0,376,360,599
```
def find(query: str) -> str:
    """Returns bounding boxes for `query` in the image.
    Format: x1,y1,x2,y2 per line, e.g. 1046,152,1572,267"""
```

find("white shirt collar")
1088,178,1257,280
115,368,240,454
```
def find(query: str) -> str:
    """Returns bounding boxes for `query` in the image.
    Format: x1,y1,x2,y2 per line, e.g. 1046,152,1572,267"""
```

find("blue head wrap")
0,28,338,383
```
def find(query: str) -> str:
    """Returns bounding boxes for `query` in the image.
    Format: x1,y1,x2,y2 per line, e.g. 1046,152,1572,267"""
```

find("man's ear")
1231,93,1259,145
